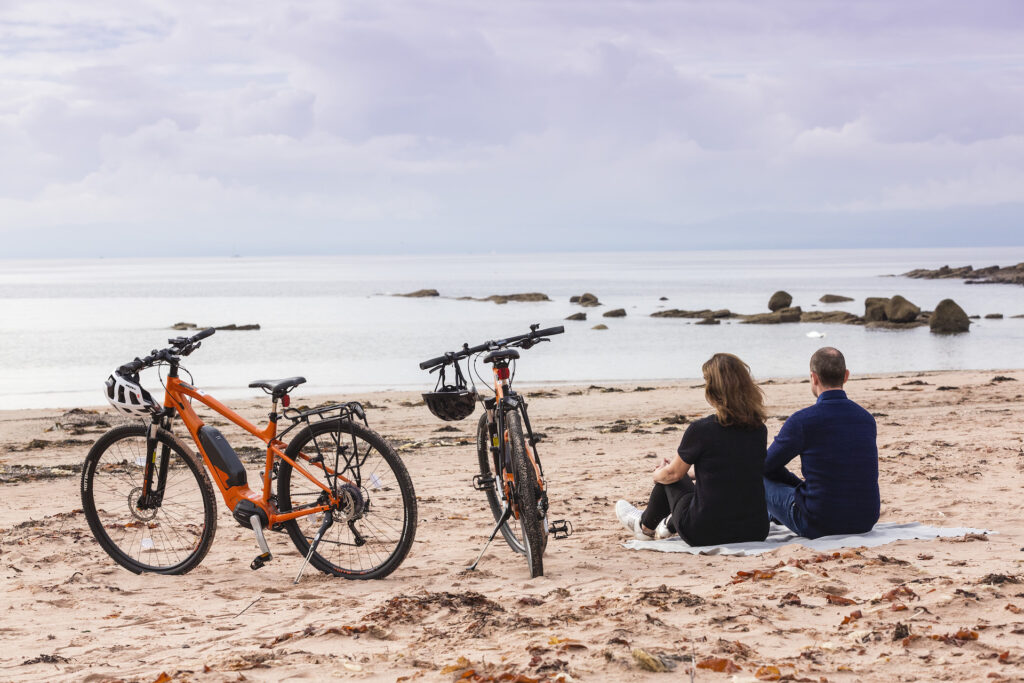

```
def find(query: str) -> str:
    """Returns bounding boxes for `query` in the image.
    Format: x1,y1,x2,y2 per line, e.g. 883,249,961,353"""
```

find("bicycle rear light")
496,367,510,380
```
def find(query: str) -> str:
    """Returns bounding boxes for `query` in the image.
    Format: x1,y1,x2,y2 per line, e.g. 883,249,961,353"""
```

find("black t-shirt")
676,415,769,546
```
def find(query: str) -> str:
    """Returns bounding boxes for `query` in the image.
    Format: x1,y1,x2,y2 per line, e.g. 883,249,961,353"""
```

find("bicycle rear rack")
282,401,368,427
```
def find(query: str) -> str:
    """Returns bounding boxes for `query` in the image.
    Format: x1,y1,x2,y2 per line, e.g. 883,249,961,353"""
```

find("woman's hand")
653,455,690,485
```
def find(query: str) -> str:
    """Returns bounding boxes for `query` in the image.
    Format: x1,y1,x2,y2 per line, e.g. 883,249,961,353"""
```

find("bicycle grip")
534,325,564,337
419,355,447,370
192,327,216,341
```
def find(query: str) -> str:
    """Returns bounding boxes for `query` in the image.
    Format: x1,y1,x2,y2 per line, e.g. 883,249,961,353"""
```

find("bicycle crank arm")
468,505,513,572
249,515,273,570
293,513,334,584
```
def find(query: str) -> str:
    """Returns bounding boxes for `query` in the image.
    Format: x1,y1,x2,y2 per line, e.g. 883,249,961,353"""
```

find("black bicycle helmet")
423,359,477,421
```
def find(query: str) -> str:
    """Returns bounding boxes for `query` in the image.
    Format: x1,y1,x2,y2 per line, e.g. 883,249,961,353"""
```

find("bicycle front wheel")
277,418,417,580
507,412,545,578
81,424,218,574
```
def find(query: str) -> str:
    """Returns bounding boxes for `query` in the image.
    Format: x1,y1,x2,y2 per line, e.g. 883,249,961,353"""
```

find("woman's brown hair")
701,353,767,428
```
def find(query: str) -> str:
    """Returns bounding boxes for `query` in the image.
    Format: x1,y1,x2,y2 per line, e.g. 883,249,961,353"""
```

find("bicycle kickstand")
293,512,334,584
468,505,513,572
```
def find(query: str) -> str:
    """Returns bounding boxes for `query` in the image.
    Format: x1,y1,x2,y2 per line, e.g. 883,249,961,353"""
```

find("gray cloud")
1,0,1023,256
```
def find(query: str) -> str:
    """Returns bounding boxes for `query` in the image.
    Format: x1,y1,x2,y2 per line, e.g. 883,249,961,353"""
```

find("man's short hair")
810,347,846,387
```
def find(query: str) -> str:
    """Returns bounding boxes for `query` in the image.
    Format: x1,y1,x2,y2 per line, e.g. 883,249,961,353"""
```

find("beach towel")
623,521,989,556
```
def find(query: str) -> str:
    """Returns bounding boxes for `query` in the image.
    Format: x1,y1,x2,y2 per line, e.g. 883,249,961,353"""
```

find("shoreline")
3,367,1024,681
6,366,1024,416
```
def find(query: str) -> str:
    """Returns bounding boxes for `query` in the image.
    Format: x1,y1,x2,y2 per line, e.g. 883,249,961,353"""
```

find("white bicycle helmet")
105,373,160,416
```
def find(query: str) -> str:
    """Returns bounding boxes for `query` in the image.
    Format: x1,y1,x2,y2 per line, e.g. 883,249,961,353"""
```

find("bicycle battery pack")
197,425,248,487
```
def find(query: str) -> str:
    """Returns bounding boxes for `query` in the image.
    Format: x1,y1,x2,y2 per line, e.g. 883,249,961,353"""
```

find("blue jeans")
763,478,814,538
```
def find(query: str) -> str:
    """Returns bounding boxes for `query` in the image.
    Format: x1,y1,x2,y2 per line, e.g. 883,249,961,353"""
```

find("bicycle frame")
155,372,349,526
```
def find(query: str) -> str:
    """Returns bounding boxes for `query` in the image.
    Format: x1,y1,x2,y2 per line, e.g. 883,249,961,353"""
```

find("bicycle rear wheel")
81,424,218,574
277,418,416,580
506,412,545,578
476,413,528,555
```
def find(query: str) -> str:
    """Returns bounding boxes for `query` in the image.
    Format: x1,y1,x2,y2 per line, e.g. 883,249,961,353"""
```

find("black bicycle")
419,324,571,578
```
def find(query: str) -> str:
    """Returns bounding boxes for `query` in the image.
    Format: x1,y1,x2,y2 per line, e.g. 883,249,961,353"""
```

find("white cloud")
1,0,1023,255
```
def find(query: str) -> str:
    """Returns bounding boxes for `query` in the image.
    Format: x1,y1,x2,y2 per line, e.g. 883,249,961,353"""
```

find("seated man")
764,347,879,538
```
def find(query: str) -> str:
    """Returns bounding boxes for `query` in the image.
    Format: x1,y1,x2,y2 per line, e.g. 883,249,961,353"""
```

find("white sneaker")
615,500,652,540
654,517,675,540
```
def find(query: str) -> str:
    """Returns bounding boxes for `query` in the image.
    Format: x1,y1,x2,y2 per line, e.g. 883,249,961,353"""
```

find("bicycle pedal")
472,474,495,491
250,551,272,570
549,519,573,539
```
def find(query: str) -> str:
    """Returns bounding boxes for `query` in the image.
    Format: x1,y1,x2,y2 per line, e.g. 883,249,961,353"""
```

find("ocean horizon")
2,246,1023,411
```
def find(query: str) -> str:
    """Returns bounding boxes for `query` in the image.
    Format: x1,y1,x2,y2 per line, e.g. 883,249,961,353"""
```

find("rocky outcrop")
171,322,260,331
884,295,921,323
801,311,863,325
985,313,1003,319
742,307,802,324
819,294,854,303
768,291,793,312
651,309,732,319
866,320,927,330
397,289,440,297
571,293,601,307
565,312,587,321
603,308,626,318
483,293,550,304
930,299,971,334
904,263,1024,286
695,317,720,325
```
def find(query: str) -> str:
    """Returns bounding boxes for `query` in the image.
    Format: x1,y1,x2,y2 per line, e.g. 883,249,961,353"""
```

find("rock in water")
930,299,971,334
768,291,793,312
575,292,601,307
397,289,440,297
864,297,890,322
603,308,626,318
565,312,587,321
591,324,608,330
885,295,921,323
820,294,854,303
695,317,720,325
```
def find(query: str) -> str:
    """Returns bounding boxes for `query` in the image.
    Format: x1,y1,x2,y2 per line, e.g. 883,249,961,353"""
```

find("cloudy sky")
2,1,1023,257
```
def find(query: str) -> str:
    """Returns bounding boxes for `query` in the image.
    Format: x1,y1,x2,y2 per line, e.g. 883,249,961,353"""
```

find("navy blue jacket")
764,389,879,536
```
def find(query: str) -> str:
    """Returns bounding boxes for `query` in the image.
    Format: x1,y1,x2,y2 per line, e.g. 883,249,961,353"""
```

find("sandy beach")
3,368,1024,682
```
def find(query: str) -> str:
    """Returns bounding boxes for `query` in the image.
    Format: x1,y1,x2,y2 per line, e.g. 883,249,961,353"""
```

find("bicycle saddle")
248,376,307,399
483,349,520,364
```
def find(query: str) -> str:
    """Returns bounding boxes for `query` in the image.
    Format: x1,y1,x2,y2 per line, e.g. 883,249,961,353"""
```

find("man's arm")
764,415,804,486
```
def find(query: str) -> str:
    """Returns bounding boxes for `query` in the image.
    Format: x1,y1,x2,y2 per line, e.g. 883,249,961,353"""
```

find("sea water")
1,248,1023,410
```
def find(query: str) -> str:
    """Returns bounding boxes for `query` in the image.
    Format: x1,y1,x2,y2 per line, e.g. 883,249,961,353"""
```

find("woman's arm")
653,454,691,484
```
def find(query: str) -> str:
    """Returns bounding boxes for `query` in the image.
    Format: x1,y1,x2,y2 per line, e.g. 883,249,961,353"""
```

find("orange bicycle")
81,328,416,580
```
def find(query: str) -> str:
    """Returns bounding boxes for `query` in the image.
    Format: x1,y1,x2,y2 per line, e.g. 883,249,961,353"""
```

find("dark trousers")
640,477,695,533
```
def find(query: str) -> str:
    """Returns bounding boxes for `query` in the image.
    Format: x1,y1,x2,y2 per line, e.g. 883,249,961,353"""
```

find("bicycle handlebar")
419,325,564,370
117,328,216,375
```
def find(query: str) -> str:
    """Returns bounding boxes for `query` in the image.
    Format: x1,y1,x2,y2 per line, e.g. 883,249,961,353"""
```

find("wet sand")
2,369,1024,682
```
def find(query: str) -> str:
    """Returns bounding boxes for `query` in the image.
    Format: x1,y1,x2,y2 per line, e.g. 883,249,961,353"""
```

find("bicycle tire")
81,424,218,575
476,413,528,555
277,418,417,580
506,412,545,578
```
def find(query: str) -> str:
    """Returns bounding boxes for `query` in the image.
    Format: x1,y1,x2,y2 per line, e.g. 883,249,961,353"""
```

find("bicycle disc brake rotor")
128,487,159,522
331,483,365,523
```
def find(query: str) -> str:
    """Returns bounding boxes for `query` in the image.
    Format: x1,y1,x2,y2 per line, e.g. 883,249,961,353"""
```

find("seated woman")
615,353,769,546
